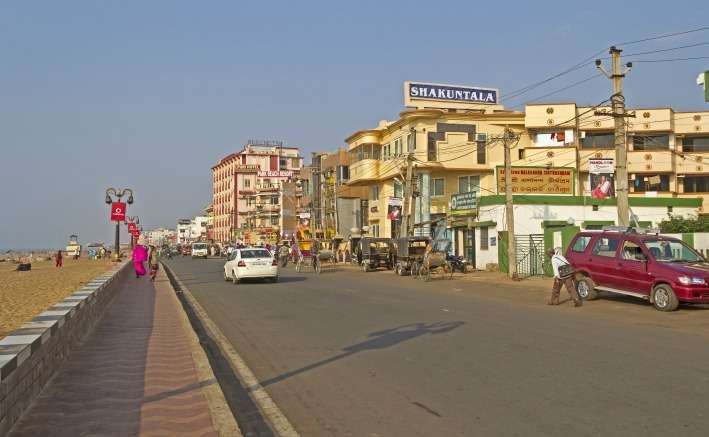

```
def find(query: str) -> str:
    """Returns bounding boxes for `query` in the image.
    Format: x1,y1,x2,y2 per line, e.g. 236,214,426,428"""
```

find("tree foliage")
657,215,709,233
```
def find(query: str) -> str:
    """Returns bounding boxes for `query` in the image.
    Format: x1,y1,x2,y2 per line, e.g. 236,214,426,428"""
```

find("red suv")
565,229,709,311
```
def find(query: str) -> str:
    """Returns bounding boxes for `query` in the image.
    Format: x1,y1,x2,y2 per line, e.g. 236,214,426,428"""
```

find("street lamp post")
105,188,134,261
125,216,140,249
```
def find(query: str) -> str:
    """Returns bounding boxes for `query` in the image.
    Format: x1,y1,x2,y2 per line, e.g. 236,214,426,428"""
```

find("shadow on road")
255,321,464,389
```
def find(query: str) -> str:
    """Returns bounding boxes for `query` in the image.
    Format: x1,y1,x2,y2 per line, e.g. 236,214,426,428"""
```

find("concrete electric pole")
400,127,416,238
503,126,518,280
596,46,633,227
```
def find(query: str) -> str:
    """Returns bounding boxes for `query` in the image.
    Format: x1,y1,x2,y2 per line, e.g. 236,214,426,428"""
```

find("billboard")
387,197,402,221
110,202,126,222
450,192,477,212
589,158,615,199
404,81,500,109
497,167,574,194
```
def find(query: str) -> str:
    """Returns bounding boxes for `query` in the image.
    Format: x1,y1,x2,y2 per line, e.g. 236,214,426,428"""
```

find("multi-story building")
211,140,303,245
345,81,708,272
145,228,177,247
176,219,191,245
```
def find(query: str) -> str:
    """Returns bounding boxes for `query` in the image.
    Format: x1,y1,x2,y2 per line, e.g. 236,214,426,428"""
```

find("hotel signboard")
257,170,293,178
405,81,500,109
496,166,574,195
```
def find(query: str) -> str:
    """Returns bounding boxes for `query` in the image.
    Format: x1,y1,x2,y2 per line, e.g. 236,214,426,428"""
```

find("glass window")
633,134,669,150
683,137,709,153
279,157,287,168
572,236,592,253
372,144,381,160
244,179,250,188
383,144,391,160
394,181,403,198
430,178,445,196
683,175,709,193
476,134,487,164
633,174,670,192
407,134,415,152
240,249,272,259
621,241,647,261
644,238,703,263
480,227,489,250
371,223,380,237
458,175,480,194
581,132,615,149
271,216,279,225
270,196,278,205
394,139,402,157
591,237,620,257
370,185,379,201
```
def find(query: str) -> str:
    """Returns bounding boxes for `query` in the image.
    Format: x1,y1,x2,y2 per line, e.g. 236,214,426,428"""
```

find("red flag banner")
111,202,126,222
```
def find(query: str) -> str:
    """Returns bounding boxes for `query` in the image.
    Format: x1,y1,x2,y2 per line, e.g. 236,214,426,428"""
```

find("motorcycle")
446,254,468,273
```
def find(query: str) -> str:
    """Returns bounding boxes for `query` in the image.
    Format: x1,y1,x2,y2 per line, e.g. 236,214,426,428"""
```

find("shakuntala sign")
497,167,574,194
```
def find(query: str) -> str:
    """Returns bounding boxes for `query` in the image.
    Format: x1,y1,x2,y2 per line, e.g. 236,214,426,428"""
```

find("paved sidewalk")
9,268,222,437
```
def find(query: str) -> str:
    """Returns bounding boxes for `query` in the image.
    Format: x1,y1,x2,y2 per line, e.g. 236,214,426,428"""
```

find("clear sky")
1,0,708,249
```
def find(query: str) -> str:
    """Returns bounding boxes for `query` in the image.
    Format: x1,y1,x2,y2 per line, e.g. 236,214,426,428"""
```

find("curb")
163,262,299,437
0,260,130,436
158,264,243,437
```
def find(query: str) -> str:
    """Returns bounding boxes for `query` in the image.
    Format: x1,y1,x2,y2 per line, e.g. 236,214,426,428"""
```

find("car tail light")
272,259,278,266
237,260,246,267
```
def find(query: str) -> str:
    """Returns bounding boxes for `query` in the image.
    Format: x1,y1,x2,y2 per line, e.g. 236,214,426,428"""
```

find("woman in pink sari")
132,241,148,278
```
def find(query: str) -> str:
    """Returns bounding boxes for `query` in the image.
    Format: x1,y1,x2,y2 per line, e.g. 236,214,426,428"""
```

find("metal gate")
515,234,545,278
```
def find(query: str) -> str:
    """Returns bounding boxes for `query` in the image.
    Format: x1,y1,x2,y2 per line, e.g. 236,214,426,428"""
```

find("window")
394,138,402,157
270,196,278,205
240,249,272,259
633,134,669,150
621,241,647,261
370,185,380,201
430,178,445,196
572,236,592,252
271,216,279,225
407,134,415,152
458,175,480,194
644,238,703,263
279,157,287,168
371,223,380,237
476,133,486,164
480,227,489,250
244,179,250,188
633,174,670,192
683,137,709,153
591,237,620,257
581,132,615,149
683,175,709,193
394,180,403,198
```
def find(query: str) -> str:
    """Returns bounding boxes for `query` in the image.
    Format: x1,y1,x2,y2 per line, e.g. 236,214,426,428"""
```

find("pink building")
211,141,302,245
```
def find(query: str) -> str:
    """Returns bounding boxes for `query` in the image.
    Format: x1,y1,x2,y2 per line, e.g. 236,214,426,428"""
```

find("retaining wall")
0,261,130,436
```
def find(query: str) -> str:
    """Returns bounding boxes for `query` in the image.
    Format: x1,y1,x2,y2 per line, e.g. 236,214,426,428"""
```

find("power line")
632,55,709,63
624,40,709,57
509,73,604,109
615,25,709,46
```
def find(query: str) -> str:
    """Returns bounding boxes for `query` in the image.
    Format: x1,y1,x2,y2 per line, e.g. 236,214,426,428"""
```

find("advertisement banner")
257,170,294,178
590,173,615,199
497,167,573,194
127,223,137,233
589,158,614,174
450,192,477,212
110,202,126,222
387,197,402,221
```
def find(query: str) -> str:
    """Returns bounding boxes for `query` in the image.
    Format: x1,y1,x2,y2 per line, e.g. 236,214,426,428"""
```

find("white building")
176,219,192,245
145,228,177,247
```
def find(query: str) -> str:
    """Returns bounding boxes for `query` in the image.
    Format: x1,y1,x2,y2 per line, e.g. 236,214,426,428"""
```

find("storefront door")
464,228,475,266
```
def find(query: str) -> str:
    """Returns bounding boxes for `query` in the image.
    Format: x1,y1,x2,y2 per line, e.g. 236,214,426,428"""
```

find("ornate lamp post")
105,188,134,260
125,216,140,249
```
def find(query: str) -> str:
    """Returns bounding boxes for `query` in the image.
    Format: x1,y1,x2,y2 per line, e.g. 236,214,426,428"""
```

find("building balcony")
675,152,709,174
348,159,380,185
256,184,279,192
628,150,673,174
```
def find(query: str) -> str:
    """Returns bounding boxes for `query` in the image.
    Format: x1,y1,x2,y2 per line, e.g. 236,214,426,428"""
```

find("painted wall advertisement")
387,197,402,221
497,167,573,194
589,158,615,199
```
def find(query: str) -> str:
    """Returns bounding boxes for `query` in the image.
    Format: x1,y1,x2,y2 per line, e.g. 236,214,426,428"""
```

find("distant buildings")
211,140,303,245
145,228,177,247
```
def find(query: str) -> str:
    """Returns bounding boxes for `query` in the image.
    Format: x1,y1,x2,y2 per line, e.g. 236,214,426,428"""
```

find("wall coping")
0,261,129,383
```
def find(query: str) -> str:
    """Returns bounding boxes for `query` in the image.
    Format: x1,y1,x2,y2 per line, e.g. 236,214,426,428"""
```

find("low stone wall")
0,261,129,436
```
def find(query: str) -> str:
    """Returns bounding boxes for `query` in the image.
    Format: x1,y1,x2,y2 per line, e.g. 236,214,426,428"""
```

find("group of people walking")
132,239,160,281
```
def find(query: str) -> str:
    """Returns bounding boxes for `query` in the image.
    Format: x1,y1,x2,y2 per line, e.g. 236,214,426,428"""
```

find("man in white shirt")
547,248,582,307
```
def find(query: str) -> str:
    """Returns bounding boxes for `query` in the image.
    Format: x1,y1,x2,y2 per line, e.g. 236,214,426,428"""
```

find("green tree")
658,215,709,233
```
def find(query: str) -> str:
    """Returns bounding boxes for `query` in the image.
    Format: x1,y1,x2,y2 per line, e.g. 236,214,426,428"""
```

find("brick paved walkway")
9,269,220,437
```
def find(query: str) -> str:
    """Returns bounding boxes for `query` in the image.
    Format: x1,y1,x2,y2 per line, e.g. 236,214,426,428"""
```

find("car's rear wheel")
232,271,240,285
223,270,230,282
575,275,598,300
653,284,679,312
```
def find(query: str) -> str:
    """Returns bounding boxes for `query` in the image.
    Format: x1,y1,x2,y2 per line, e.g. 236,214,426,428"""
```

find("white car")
223,248,278,283
192,243,209,259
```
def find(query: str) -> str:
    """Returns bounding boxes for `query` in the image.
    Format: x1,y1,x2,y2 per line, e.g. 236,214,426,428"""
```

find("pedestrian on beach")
132,239,148,279
55,250,63,268
547,248,582,307
148,245,159,281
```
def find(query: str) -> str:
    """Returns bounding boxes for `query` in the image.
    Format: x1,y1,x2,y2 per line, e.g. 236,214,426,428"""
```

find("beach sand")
0,257,114,338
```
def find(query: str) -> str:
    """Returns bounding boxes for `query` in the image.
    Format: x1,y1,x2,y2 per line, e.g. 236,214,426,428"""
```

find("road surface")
165,257,709,437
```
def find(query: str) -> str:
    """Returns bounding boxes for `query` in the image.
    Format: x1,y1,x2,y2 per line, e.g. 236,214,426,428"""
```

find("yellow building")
345,82,709,272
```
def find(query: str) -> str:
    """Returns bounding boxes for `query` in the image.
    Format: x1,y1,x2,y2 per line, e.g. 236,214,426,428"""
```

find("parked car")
191,243,209,259
223,247,278,284
180,246,191,256
566,228,709,311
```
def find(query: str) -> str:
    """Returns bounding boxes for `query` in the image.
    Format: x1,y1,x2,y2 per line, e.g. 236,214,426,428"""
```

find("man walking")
547,248,582,307
55,250,63,268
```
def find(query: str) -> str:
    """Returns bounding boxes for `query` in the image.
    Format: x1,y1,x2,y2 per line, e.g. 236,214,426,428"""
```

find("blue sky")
1,1,708,249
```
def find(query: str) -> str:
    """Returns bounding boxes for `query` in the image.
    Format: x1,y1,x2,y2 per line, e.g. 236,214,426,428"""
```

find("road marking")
166,265,300,437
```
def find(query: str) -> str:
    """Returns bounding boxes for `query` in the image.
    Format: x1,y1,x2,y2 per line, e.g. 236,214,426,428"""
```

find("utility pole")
503,126,518,280
400,127,416,238
596,46,633,227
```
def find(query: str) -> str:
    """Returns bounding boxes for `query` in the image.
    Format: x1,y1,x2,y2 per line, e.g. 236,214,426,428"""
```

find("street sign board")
110,202,126,222
450,192,477,212
496,166,574,194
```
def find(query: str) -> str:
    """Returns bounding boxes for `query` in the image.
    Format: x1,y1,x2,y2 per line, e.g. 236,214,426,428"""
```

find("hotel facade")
345,81,709,272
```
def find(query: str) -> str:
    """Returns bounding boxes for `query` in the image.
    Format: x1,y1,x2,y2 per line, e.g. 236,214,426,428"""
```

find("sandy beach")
0,257,114,339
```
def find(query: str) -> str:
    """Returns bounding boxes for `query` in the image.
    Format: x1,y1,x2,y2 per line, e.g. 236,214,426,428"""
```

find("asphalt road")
165,257,709,437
